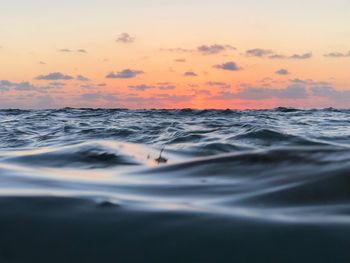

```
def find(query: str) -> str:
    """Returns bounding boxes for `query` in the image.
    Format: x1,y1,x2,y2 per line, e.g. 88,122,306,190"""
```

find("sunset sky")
1,0,350,109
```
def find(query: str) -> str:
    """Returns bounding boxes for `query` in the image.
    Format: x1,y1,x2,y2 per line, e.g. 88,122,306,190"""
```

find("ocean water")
0,108,350,262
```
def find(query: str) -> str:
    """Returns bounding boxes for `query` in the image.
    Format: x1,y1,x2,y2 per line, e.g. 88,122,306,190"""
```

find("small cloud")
184,71,198,77
269,54,287,59
128,84,154,91
290,78,330,86
213,85,308,100
39,61,46,65
49,82,66,87
213,61,241,71
206,81,231,89
76,75,90,81
311,86,338,97
0,80,60,92
197,44,235,55
192,89,212,96
246,49,273,57
12,82,37,91
116,33,135,43
160,48,194,53
289,52,312,60
174,58,186,63
162,45,235,55
310,86,350,103
246,49,313,60
81,84,95,89
97,83,107,87
158,84,176,90
0,80,16,91
275,69,290,75
59,49,87,54
257,77,286,86
35,72,74,80
106,69,144,79
324,50,350,58
59,49,72,53
0,80,13,86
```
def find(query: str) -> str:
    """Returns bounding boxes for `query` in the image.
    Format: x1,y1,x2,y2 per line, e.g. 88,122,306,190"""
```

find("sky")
0,0,350,109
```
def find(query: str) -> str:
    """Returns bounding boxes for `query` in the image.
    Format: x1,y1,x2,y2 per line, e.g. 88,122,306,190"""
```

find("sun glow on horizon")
0,0,349,109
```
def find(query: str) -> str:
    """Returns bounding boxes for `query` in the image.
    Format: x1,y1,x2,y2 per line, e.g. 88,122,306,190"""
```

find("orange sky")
0,0,349,109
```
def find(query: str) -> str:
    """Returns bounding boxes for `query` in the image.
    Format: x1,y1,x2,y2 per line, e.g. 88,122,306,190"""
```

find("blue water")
0,108,350,262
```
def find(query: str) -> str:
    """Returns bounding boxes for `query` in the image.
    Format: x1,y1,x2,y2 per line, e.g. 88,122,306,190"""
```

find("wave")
1,139,350,222
1,109,350,262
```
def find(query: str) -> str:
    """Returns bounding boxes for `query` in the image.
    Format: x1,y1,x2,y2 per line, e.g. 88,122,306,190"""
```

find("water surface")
1,108,350,262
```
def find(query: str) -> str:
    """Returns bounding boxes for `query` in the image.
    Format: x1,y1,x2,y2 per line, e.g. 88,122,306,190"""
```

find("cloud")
311,86,338,97
106,69,144,79
197,44,235,55
213,85,308,100
289,52,312,60
246,49,273,57
309,86,350,106
59,49,72,53
81,84,94,89
162,44,235,55
0,80,13,91
76,75,90,81
79,92,119,103
80,93,103,101
245,49,313,60
209,79,350,106
290,78,330,86
116,33,135,43
80,83,106,90
324,50,350,58
268,54,287,59
275,69,290,75
174,58,186,63
160,48,194,53
35,73,89,82
213,61,241,71
113,93,192,108
158,84,176,90
15,82,38,91
0,80,35,91
184,71,198,77
311,86,350,100
0,80,65,93
191,89,212,96
206,81,231,89
35,72,74,80
49,82,66,87
128,84,154,91
59,49,87,54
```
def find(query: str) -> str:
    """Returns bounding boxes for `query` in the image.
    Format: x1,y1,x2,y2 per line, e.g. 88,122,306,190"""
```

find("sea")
0,108,350,262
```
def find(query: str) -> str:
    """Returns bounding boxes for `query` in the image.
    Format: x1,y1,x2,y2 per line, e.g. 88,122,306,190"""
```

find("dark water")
0,108,350,262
